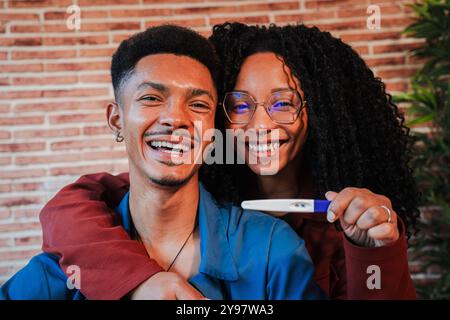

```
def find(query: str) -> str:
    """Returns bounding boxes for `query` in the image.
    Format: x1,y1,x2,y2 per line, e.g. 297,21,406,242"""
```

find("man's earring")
115,131,124,143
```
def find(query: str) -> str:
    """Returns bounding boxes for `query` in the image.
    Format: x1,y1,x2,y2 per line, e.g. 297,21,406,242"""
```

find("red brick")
0,51,7,60
10,24,44,33
83,125,110,135
14,236,43,246
9,0,72,7
0,13,40,22
42,35,109,46
144,18,206,28
13,209,40,219
14,100,108,113
44,10,108,20
338,4,402,18
0,169,46,180
50,164,114,176
0,184,11,193
0,90,42,100
41,88,110,98
0,104,10,113
110,8,172,18
366,56,406,68
0,239,12,247
12,182,44,192
81,22,140,32
44,61,110,72
0,77,10,86
83,150,127,161
0,131,10,139
79,74,111,84
0,249,42,262
339,31,401,42
12,75,78,86
15,153,81,165
78,0,138,4
12,50,76,60
0,116,45,126
0,64,43,73
373,42,423,54
79,47,115,57
377,68,419,79
210,16,270,26
0,197,42,208
305,0,368,9
313,19,367,32
352,45,369,56
0,210,12,220
51,138,115,150
0,38,43,47
0,143,45,153
275,11,336,23
0,157,12,165
14,128,80,139
49,113,105,124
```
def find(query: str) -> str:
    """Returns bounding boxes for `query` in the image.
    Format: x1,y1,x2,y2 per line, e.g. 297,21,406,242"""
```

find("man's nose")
158,99,190,129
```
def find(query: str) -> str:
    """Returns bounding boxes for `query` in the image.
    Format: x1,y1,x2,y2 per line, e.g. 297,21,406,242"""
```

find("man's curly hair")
200,22,420,237
111,24,221,101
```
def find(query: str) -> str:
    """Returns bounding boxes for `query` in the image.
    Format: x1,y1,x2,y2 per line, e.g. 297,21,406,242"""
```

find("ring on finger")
380,205,392,224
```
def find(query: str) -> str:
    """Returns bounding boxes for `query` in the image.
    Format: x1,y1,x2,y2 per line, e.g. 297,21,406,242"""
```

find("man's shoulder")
0,253,81,300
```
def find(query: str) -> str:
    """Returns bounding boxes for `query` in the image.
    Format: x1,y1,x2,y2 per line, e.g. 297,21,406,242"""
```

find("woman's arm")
39,172,165,300
342,218,416,299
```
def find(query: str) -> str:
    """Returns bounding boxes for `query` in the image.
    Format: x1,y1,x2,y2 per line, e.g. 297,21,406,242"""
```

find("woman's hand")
325,187,399,247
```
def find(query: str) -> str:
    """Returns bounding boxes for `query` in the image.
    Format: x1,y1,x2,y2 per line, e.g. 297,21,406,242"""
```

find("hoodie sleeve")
39,172,164,300
342,218,416,299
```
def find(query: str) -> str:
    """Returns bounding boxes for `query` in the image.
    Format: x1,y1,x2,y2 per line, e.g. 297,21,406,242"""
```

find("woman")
39,23,419,299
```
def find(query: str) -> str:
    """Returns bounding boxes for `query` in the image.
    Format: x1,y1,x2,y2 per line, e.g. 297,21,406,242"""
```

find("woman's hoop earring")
115,131,124,143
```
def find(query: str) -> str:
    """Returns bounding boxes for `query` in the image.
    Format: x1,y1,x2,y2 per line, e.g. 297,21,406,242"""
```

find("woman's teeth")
149,141,190,153
248,142,280,152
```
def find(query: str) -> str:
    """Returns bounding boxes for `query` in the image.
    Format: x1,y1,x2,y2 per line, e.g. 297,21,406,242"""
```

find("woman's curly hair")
199,22,421,237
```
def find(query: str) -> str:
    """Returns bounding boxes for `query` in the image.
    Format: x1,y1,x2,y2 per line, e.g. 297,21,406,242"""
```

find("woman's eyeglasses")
221,89,306,125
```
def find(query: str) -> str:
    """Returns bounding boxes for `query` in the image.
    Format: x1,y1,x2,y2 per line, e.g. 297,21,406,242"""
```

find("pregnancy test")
241,199,331,213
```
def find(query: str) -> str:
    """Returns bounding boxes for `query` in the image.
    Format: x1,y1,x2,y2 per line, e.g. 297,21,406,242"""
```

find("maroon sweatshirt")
39,172,416,300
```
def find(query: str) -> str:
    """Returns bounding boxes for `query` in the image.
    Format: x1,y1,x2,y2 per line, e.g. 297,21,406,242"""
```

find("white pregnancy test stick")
241,199,331,213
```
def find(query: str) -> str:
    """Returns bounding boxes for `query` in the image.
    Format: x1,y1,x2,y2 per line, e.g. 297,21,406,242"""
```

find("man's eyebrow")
186,88,215,101
136,81,168,93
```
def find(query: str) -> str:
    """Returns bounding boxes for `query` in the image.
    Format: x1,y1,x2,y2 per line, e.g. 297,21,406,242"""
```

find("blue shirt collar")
116,183,239,281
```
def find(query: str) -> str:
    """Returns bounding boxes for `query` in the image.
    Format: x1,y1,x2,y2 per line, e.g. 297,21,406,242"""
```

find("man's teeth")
248,142,280,152
149,141,190,152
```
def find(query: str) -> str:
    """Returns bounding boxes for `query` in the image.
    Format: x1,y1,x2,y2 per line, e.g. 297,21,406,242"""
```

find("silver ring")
380,205,392,224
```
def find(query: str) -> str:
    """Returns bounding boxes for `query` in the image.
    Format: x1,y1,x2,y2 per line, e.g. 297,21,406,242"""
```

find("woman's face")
226,52,308,176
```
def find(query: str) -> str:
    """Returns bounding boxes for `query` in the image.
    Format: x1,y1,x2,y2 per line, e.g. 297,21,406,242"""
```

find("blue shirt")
0,183,325,300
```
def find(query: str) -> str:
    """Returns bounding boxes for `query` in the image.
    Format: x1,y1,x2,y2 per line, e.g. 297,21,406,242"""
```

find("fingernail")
327,210,335,222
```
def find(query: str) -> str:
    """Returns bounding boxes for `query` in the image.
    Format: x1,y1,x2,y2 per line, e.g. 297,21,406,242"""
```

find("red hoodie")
39,172,416,300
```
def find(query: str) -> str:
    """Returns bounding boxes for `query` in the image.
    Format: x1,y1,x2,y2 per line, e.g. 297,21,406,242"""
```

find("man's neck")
128,168,200,246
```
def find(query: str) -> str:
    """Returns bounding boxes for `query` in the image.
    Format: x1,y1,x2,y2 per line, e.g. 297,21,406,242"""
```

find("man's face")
111,54,217,187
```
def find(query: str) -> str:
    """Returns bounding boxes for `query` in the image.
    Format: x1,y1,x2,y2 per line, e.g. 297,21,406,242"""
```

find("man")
0,25,324,300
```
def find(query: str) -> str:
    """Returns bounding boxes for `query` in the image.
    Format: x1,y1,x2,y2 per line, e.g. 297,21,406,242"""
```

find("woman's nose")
248,103,277,130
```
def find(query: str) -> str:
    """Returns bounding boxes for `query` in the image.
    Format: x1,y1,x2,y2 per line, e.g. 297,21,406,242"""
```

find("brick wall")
0,0,426,286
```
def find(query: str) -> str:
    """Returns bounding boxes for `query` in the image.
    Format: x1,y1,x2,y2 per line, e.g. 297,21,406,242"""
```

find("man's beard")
148,168,197,188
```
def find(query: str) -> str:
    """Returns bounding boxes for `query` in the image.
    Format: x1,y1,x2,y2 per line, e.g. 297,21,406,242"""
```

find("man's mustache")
143,130,201,144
